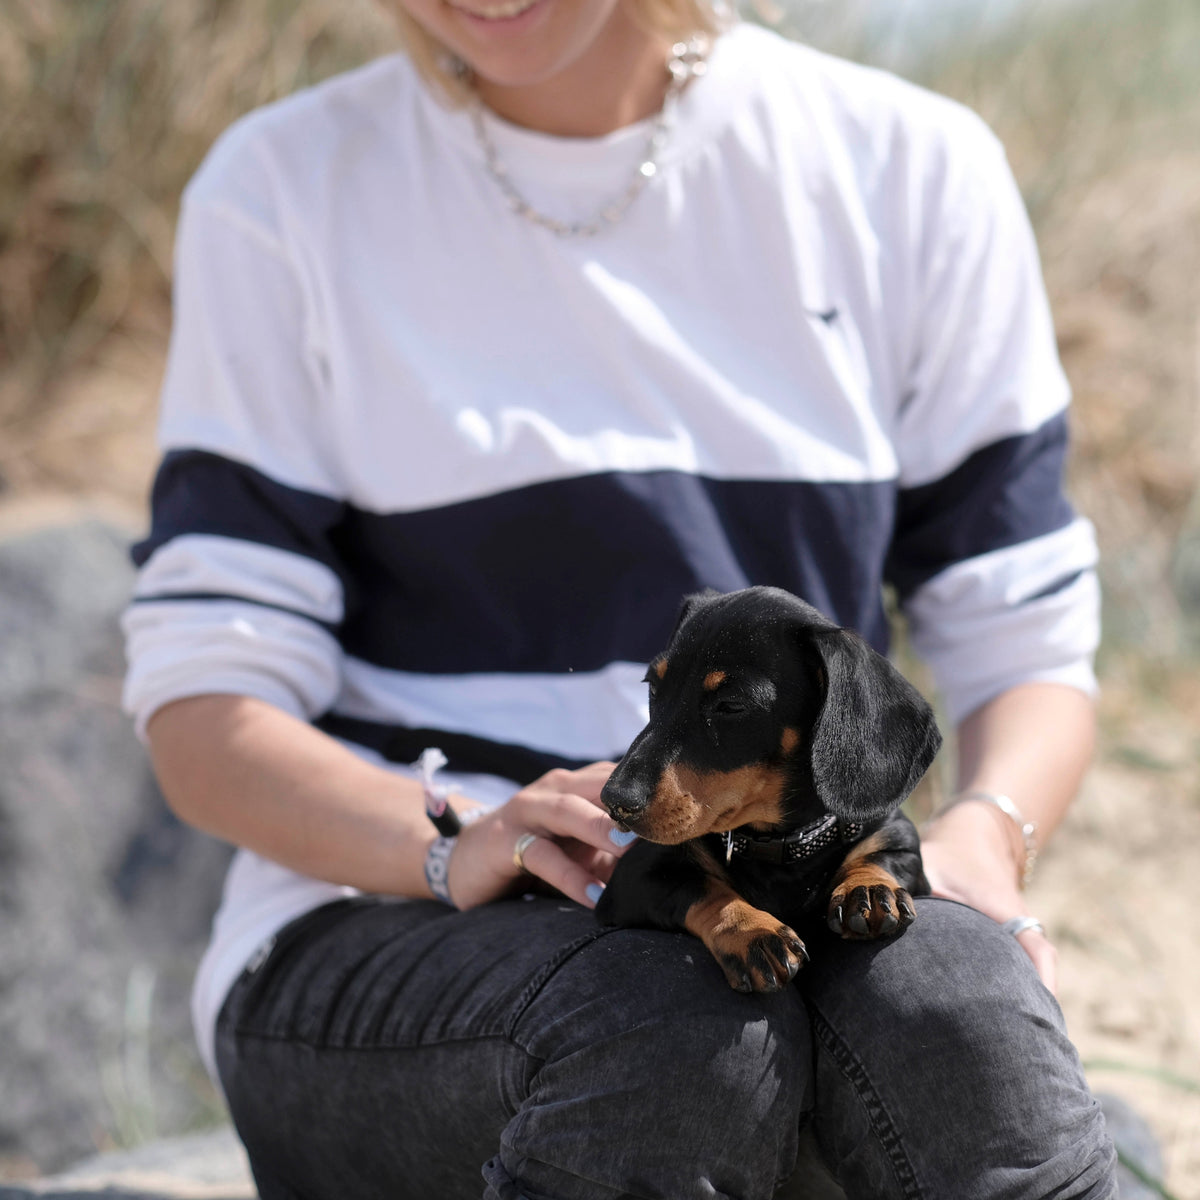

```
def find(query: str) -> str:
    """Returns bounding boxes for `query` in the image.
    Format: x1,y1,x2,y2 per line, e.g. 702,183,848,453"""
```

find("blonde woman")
125,0,1116,1195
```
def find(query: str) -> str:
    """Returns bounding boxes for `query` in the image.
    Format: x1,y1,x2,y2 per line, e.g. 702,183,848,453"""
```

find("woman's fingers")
525,762,616,808
445,762,634,910
506,785,632,902
516,835,611,909
504,763,631,904
558,840,621,884
1015,926,1057,993
510,766,629,859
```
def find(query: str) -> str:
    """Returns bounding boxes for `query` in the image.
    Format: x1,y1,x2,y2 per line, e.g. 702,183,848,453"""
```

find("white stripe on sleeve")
904,518,1100,724
133,533,344,624
122,599,343,740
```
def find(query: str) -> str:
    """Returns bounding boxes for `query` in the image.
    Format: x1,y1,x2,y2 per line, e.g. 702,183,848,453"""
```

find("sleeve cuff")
122,598,343,741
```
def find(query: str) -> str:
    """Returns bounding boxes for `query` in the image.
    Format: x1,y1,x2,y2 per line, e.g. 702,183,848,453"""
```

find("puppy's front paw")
697,906,808,992
686,882,808,992
827,866,916,940
714,920,809,993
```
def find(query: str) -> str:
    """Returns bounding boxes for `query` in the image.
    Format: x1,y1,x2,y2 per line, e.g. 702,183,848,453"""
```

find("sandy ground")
3,349,1199,1197
1043,697,1200,1196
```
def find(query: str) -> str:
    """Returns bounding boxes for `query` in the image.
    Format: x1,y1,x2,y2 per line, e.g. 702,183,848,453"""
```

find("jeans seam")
809,1005,922,1200
499,924,654,1194
225,1025,520,1053
502,924,618,1043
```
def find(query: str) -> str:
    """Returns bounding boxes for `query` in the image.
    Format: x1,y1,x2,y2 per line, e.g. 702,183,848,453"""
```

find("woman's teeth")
452,0,539,17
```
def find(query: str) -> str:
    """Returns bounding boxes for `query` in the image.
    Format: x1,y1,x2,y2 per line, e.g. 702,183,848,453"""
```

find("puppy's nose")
601,778,650,824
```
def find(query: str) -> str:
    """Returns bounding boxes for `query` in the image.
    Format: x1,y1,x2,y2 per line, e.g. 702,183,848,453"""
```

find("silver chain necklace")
469,36,710,238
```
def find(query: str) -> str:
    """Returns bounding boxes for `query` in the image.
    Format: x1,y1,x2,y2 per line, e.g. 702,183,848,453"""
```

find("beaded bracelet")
932,790,1038,889
423,835,457,907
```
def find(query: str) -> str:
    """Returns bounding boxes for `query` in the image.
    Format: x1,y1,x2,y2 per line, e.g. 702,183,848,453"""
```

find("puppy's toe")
718,953,755,993
872,887,899,935
751,926,808,991
828,878,915,941
717,924,807,992
827,902,845,936
847,900,871,937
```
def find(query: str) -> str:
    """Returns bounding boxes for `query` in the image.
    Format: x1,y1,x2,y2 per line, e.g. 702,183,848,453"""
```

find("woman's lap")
799,899,1115,1200
215,895,1115,1200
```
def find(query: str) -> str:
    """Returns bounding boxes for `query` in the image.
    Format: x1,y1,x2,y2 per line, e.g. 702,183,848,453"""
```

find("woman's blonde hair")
384,0,728,106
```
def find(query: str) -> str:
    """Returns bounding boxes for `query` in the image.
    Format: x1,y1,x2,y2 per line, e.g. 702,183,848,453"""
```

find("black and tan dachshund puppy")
596,587,942,993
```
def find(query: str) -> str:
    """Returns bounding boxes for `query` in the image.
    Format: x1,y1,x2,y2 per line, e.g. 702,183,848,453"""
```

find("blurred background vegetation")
1,0,1198,1186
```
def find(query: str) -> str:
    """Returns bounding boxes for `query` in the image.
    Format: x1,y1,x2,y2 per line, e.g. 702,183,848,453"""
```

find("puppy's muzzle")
601,777,651,828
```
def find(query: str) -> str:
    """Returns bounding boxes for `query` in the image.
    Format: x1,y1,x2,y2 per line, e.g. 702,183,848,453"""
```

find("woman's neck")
473,14,673,136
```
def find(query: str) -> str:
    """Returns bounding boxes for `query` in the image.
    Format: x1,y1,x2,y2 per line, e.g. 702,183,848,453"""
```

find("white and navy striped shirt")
122,22,1099,1074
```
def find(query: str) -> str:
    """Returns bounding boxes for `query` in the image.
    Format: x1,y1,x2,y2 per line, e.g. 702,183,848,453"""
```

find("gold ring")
513,832,538,873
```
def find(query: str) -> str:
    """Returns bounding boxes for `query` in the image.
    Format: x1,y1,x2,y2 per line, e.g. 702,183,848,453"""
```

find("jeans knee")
814,900,1069,1084
523,925,812,1115
506,926,813,1198
654,983,810,1129
806,899,1115,1199
810,899,1081,1091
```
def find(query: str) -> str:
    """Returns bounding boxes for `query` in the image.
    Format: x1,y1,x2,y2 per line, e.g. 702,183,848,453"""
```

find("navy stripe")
135,450,897,673
128,591,340,635
1022,569,1085,604
133,450,347,572
886,413,1076,599
314,714,590,785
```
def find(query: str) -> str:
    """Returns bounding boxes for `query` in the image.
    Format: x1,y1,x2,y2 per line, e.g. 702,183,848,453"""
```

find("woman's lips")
448,0,543,20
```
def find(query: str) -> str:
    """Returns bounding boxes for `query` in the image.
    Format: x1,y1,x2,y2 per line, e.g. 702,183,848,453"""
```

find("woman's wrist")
920,793,1058,992
416,796,490,908
922,797,1028,892
929,790,1038,889
423,835,458,907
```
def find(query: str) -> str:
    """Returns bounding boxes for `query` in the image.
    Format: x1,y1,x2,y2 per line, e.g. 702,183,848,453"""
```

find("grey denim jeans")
215,894,1116,1200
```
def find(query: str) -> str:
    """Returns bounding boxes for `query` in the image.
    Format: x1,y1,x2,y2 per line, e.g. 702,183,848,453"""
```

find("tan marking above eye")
653,658,668,680
703,670,727,691
780,726,800,756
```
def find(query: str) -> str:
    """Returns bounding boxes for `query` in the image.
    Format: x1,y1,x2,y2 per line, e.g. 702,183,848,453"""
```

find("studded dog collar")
719,813,865,866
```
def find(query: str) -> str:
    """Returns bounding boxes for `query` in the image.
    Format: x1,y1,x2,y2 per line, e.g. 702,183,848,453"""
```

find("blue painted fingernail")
585,882,605,905
609,829,638,847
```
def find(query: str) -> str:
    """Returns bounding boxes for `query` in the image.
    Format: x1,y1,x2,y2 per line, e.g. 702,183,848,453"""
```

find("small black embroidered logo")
805,306,839,325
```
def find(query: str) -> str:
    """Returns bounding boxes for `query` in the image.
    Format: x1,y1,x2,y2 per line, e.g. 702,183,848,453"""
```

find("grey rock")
0,1126,254,1198
0,521,233,1173
1099,1092,1167,1200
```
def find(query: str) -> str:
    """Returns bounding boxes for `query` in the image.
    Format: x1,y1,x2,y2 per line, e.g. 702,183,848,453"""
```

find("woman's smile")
447,0,545,21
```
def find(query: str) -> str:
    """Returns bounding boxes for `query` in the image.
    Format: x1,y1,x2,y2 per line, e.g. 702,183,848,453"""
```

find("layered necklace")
469,36,710,238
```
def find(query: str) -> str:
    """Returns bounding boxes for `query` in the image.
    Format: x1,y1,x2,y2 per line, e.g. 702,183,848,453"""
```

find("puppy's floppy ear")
806,627,942,823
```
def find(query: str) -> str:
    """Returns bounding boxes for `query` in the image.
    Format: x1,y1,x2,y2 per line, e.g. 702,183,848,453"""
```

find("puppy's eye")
710,698,746,717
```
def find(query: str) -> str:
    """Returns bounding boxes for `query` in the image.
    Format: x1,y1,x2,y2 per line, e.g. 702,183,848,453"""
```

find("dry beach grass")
1,0,1198,1192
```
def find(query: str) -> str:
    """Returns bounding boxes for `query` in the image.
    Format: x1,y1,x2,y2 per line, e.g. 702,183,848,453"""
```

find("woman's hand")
445,762,636,912
921,800,1057,993
924,684,1097,995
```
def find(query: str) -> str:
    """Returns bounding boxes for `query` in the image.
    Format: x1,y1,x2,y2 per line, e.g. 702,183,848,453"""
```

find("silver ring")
512,832,538,873
1001,916,1046,938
